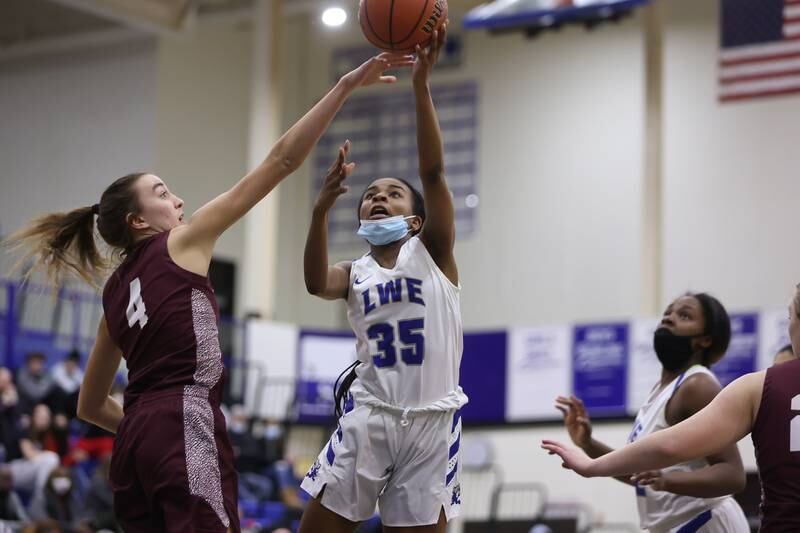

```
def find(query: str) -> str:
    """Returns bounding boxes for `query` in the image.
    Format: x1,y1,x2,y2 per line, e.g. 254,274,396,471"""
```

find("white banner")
244,320,299,418
506,325,571,421
298,334,358,382
627,318,661,415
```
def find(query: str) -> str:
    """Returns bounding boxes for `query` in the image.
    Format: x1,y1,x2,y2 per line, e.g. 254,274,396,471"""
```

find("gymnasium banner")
626,318,661,415
714,313,758,387
572,323,629,416
296,330,358,423
757,309,790,370
506,325,571,421
460,331,508,423
244,320,298,419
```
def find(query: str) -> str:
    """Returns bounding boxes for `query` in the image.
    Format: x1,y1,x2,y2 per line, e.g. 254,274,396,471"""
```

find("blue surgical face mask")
357,215,417,246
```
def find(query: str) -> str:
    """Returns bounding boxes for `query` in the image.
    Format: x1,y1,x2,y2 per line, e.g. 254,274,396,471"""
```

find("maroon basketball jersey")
751,358,800,532
103,231,226,408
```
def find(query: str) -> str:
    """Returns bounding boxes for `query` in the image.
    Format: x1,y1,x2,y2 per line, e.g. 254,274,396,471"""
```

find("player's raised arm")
173,53,414,263
413,24,458,286
304,141,355,300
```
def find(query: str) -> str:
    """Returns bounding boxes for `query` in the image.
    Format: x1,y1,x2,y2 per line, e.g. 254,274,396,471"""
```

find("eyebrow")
153,182,166,192
365,184,405,193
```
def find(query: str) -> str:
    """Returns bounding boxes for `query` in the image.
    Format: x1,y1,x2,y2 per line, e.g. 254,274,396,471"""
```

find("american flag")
720,0,800,102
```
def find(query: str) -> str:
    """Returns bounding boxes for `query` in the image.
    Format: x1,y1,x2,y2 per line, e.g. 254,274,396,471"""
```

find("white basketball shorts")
300,397,463,527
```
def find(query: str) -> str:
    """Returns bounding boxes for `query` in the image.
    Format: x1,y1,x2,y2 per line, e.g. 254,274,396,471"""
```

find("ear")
696,335,712,351
409,215,424,234
127,212,149,232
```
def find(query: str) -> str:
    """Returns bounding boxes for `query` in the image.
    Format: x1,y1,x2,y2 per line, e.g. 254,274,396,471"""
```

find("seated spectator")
773,343,797,365
0,466,30,531
16,353,54,416
29,404,70,460
0,367,22,464
29,466,91,533
3,405,59,504
229,409,303,507
50,351,84,419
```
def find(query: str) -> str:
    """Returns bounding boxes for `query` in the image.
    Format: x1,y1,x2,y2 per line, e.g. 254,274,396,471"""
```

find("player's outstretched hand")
555,395,593,450
412,22,448,85
630,470,668,491
341,52,415,89
314,140,355,213
541,439,596,478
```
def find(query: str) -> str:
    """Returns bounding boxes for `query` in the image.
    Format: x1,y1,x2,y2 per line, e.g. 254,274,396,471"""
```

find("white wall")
0,39,157,244
273,7,646,329
0,20,253,314
662,0,800,310
152,20,252,314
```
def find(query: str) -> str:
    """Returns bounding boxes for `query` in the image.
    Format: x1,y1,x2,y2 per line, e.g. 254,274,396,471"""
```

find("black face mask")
652,327,705,372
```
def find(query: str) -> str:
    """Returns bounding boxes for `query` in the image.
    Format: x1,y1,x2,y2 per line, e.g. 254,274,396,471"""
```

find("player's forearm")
304,209,332,295
660,464,746,498
270,79,355,175
582,438,615,459
588,433,684,478
581,438,635,485
414,82,444,182
79,396,123,434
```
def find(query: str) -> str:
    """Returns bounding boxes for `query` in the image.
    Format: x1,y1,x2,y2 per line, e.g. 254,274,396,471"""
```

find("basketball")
359,0,448,53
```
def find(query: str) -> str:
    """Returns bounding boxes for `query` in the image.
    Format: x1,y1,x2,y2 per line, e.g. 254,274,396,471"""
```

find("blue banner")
459,331,507,424
572,323,629,416
714,313,758,387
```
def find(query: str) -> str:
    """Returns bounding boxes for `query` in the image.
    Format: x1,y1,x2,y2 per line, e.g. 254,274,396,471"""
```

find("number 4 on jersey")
127,278,149,329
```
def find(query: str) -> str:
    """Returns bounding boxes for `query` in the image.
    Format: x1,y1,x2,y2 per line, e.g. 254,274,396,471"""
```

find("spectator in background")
16,353,54,416
29,404,70,460
51,350,84,418
29,466,91,533
0,367,22,464
0,466,30,531
4,404,59,507
229,408,304,522
773,343,797,365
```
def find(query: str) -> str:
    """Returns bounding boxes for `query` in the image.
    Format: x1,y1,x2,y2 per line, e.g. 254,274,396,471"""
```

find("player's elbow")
420,166,444,184
267,143,301,175
305,279,325,296
657,435,684,465
76,391,97,424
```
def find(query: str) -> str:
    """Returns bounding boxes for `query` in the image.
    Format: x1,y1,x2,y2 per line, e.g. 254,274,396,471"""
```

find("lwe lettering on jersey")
362,278,425,315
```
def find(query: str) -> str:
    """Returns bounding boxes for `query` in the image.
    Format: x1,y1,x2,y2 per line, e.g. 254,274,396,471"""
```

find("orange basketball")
359,0,448,53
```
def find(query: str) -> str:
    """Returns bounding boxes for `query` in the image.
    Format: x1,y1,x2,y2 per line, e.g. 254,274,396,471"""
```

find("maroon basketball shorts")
109,388,240,532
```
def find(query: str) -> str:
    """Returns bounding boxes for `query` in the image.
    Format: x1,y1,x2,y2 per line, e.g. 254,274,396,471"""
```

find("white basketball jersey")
629,365,728,531
346,236,467,411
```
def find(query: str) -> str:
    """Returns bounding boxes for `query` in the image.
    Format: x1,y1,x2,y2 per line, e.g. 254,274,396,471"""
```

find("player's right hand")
314,140,355,213
555,395,593,450
340,52,415,89
541,439,596,478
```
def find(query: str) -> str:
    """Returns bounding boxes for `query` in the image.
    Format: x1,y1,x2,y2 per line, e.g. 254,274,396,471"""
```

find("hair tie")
91,204,100,216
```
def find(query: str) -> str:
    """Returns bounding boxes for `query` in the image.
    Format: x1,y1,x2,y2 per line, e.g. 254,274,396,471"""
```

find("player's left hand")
541,439,596,477
412,22,448,85
314,140,355,213
631,470,669,491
